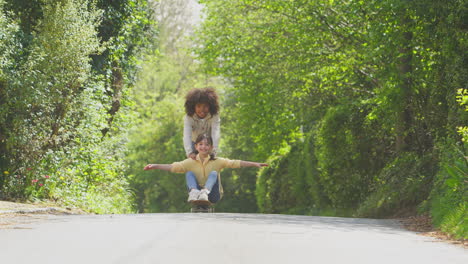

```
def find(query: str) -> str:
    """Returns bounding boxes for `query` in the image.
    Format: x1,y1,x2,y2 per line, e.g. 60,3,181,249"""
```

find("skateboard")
190,200,215,213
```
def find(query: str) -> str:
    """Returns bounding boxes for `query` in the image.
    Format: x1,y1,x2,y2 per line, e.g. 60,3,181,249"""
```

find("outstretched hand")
240,161,269,168
143,164,172,172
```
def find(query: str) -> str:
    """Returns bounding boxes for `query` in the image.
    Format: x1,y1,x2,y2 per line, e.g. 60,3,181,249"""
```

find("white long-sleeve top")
183,114,221,156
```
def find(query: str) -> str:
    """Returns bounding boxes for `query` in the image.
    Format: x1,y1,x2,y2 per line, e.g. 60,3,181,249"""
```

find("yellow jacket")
170,155,241,196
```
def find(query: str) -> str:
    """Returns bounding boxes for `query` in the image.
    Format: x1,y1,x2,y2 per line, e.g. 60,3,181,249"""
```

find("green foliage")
456,89,468,142
93,0,156,83
124,31,192,212
196,0,467,155
0,0,20,190
302,131,329,212
0,0,19,76
127,95,187,212
213,90,259,213
356,153,436,218
316,104,389,208
256,134,331,215
195,0,467,234
1,0,104,199
256,144,291,214
196,0,326,156
429,141,467,239
0,0,154,213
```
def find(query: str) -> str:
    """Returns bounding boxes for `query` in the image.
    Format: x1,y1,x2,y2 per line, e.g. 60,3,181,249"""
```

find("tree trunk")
102,64,123,138
395,14,413,153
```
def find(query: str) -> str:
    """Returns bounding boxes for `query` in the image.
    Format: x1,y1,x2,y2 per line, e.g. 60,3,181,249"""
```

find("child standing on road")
144,134,268,203
183,87,221,160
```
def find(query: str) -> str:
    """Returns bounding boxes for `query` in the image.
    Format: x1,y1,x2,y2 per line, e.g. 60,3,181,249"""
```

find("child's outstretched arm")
240,161,268,168
143,164,173,171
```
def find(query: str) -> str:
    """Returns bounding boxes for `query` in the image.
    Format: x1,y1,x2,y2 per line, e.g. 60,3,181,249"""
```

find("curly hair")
184,87,220,116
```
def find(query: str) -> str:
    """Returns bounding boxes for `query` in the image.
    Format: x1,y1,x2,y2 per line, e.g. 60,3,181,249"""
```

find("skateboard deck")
190,200,214,213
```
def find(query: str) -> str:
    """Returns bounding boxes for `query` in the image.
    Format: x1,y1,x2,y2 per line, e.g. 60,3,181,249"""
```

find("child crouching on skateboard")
144,134,268,203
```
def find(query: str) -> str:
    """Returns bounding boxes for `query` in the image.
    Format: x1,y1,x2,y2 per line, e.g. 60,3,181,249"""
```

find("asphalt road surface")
0,213,466,264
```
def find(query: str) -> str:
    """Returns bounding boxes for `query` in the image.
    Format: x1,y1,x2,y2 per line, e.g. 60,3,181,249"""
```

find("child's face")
195,103,210,119
195,139,213,155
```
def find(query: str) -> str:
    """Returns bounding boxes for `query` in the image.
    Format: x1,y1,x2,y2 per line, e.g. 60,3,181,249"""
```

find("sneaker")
198,189,210,201
188,189,200,202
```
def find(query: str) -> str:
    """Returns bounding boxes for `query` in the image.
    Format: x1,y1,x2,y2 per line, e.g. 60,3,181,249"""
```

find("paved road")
0,213,466,264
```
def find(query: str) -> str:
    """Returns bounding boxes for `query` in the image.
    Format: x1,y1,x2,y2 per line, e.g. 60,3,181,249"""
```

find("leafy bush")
315,104,389,209
0,0,20,189
456,89,468,142
0,0,19,75
1,0,103,199
429,141,467,239
214,95,260,213
126,95,187,213
256,144,292,214
256,133,331,215
356,152,436,218
0,0,153,214
1,82,135,213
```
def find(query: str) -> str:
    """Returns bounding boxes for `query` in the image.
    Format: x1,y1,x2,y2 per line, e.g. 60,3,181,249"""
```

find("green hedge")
315,104,389,209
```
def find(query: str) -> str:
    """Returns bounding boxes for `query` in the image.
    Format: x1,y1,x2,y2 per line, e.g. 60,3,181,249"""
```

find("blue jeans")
186,171,220,203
